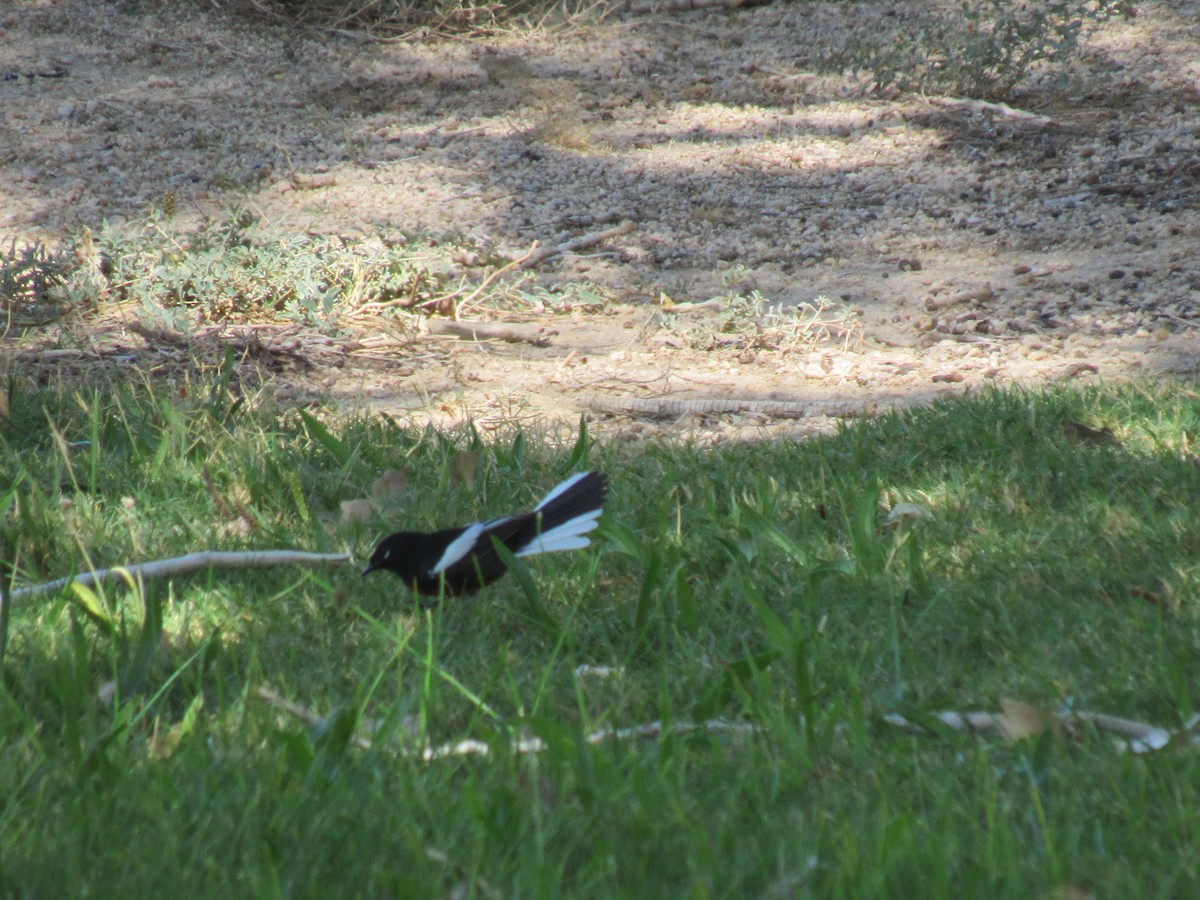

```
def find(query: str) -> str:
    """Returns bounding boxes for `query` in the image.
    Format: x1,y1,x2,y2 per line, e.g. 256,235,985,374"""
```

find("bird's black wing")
428,513,536,592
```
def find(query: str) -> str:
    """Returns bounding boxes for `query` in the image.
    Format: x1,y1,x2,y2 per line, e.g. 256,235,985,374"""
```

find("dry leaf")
371,468,409,499
1062,419,1118,446
998,698,1052,741
340,499,374,524
449,450,481,486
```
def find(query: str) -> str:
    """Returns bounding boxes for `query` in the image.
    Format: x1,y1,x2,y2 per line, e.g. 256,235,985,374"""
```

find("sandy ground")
2,0,1199,438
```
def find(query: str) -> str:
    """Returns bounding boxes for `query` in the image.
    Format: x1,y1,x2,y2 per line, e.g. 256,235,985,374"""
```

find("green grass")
2,372,1199,897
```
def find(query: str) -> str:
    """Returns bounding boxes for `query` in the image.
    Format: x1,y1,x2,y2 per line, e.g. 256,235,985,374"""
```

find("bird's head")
362,533,414,578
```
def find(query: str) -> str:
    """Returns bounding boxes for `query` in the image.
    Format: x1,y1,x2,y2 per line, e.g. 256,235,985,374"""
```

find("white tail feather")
534,472,590,511
517,509,603,557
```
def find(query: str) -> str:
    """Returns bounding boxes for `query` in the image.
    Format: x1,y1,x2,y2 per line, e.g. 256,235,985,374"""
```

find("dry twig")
449,242,539,318
518,221,635,270
425,319,549,346
883,708,1200,754
928,96,1059,128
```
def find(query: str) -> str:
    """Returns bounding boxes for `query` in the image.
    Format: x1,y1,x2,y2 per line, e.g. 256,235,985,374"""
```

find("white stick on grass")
257,686,1200,760
256,686,760,758
2,551,353,609
883,709,1199,754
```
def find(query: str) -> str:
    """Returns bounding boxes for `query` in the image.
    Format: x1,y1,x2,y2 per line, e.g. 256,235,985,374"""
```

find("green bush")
91,211,449,326
827,0,1136,100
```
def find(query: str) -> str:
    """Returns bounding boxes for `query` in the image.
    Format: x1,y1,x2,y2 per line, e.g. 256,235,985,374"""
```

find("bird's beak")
361,563,377,577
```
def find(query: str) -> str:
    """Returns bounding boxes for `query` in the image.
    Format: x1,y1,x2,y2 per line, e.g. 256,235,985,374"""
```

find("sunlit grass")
2,373,1199,896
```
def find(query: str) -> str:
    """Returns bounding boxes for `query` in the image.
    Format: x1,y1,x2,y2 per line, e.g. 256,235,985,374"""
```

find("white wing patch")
534,472,590,511
516,508,603,557
429,516,514,575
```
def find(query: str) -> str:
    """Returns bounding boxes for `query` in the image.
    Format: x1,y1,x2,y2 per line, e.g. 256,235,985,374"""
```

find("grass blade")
489,535,560,640
298,409,351,468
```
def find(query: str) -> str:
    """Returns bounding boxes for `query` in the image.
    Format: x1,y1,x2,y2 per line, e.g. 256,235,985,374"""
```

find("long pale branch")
3,551,352,609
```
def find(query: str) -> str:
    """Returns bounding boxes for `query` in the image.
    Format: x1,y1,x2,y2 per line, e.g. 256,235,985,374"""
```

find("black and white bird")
361,471,607,599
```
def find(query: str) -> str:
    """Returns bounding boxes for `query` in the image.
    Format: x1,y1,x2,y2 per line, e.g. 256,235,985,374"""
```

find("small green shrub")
0,239,73,329
662,285,863,354
826,0,1136,100
91,211,450,326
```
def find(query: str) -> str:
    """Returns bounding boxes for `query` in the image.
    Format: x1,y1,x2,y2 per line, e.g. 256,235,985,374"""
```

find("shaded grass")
2,372,1199,896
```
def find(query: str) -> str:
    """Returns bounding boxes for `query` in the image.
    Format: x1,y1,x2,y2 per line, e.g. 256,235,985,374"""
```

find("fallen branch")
426,319,549,346
257,686,760,758
883,708,1200,754
423,718,760,760
518,220,635,270
928,96,1060,128
584,395,883,420
3,551,352,609
257,687,1200,760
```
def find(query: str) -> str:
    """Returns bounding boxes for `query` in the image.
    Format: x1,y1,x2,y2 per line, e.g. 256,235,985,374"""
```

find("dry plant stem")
403,243,537,316
3,551,352,608
518,220,635,270
450,242,538,318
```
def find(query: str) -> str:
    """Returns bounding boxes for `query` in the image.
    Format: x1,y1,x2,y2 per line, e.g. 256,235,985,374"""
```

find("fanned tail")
517,472,608,557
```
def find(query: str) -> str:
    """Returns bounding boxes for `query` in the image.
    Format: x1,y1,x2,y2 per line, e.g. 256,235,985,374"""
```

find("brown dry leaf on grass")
340,498,374,524
998,697,1054,742
449,450,481,486
371,468,409,499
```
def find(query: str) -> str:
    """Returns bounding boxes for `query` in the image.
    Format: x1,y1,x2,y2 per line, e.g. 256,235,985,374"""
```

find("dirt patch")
3,0,1199,438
